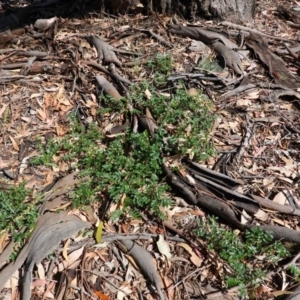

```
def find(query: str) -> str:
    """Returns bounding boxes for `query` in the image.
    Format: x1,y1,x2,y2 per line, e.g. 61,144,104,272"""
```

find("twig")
218,83,256,101
168,267,204,290
102,233,185,243
69,284,98,300
206,285,239,299
137,29,173,48
234,114,253,164
84,269,131,296
221,21,296,42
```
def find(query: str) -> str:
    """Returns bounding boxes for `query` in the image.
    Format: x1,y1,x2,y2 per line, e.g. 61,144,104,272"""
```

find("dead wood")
252,225,300,244
0,212,89,296
164,163,300,244
211,41,243,75
82,60,110,75
277,5,300,25
246,33,300,89
0,74,27,83
256,194,298,216
219,82,299,101
284,44,300,64
89,36,123,67
168,25,243,74
88,35,139,67
168,24,238,49
183,160,241,188
22,213,90,300
163,162,243,228
188,162,300,218
221,21,295,42
184,167,261,215
186,160,242,187
0,49,48,57
108,62,132,85
14,59,63,76
138,29,173,48
96,74,122,99
0,28,25,46
120,239,165,300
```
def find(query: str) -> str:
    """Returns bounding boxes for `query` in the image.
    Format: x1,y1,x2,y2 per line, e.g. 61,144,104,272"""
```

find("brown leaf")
0,104,8,118
0,232,8,255
177,243,203,267
94,290,109,300
9,136,19,151
36,108,47,121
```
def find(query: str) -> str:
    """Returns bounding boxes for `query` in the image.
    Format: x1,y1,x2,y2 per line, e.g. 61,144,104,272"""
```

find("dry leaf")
36,108,47,121
54,245,85,273
177,243,202,267
263,177,275,191
145,88,152,99
62,238,71,262
94,290,109,300
236,99,252,107
156,235,172,259
121,240,164,299
254,209,268,221
273,192,287,205
268,166,296,178
0,104,9,118
9,136,19,151
0,232,8,254
188,88,198,96
163,276,174,300
36,263,45,280
21,117,32,123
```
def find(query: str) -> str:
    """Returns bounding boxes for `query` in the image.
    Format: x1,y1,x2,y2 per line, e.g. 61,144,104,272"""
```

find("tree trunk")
197,0,256,22
103,0,256,23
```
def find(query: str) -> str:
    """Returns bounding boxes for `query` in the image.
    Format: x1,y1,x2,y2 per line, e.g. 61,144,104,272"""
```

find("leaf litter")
1,0,300,299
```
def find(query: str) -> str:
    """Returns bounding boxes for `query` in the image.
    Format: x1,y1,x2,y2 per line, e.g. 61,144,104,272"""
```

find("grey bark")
104,0,257,22
197,0,256,22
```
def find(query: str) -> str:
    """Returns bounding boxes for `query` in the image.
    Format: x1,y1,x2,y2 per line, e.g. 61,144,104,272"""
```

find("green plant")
98,95,130,115
288,264,300,282
31,80,215,218
31,137,61,166
131,83,215,161
147,53,173,88
2,106,10,125
31,52,215,219
72,129,172,217
0,184,41,259
195,217,290,295
147,53,173,75
197,57,223,72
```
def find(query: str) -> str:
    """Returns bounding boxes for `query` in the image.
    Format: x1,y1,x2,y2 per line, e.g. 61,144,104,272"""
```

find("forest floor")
1,0,300,299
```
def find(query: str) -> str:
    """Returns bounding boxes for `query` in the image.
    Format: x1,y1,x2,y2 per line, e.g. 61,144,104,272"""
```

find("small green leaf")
95,221,104,243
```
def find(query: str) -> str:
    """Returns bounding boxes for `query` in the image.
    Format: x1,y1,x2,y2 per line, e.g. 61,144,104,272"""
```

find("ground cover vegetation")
31,53,215,216
2,2,300,297
1,53,293,297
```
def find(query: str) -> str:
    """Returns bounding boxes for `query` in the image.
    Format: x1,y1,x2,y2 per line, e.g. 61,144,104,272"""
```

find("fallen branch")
119,239,166,300
221,21,296,42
